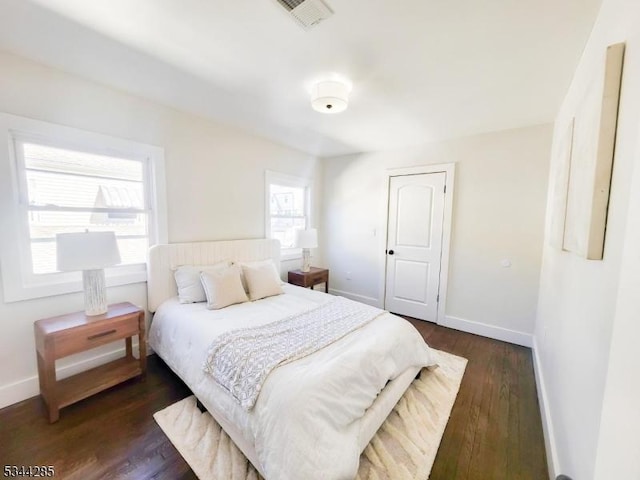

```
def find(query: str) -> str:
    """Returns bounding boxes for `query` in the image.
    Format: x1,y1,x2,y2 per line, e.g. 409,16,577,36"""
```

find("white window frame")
0,113,168,302
265,170,312,261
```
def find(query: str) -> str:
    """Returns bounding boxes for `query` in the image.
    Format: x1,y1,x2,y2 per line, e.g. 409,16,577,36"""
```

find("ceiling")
0,0,601,157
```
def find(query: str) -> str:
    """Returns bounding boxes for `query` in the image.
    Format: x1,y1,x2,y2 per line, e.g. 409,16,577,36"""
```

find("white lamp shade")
56,231,121,271
295,228,318,249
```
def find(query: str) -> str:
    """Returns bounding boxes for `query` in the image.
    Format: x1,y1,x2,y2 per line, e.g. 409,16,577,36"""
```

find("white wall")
593,123,640,479
322,125,551,344
534,0,640,478
0,50,320,408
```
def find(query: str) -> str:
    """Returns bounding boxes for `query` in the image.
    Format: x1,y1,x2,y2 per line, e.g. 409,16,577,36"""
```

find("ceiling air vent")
275,0,334,30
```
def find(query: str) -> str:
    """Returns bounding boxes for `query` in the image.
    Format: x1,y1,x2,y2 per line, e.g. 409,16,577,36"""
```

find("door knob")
388,249,395,255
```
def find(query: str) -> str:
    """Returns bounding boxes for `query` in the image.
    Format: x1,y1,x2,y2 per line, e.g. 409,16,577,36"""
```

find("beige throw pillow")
200,265,249,310
241,260,284,301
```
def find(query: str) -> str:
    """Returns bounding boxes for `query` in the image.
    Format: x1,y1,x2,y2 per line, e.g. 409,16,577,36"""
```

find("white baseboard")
0,343,148,410
328,288,382,308
328,289,533,347
440,315,533,347
532,338,559,480
329,291,533,348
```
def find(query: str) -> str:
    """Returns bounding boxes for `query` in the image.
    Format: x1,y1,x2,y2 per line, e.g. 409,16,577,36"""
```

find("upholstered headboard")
147,238,281,312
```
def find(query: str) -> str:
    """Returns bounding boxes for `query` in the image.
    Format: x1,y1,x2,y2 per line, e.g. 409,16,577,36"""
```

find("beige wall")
534,0,640,477
321,124,551,342
0,51,320,408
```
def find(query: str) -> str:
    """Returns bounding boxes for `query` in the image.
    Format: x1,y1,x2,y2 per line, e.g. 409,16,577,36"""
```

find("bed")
147,239,436,479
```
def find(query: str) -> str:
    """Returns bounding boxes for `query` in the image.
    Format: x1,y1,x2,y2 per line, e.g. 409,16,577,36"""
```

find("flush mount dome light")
311,80,349,114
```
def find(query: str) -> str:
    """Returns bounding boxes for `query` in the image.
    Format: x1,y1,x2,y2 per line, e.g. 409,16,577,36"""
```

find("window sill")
2,265,147,303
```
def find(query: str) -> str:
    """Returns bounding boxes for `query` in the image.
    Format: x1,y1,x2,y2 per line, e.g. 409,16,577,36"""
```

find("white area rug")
154,349,467,480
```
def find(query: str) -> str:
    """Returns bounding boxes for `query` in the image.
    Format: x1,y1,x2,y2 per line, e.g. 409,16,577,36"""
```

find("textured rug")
154,349,467,480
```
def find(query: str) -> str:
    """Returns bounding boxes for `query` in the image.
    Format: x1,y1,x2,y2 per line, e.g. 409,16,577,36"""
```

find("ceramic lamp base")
302,248,311,272
83,269,108,316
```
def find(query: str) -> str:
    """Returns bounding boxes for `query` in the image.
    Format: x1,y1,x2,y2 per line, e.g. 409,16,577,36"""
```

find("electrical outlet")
346,271,351,280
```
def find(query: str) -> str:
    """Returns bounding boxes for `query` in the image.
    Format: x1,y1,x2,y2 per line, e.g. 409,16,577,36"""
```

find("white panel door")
384,172,446,322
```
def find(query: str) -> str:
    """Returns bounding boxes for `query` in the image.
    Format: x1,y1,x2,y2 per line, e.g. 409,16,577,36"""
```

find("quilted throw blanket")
203,296,384,409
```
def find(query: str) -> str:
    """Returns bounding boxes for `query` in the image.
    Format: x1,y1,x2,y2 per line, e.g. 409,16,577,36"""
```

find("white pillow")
174,262,231,303
241,260,284,301
200,265,248,310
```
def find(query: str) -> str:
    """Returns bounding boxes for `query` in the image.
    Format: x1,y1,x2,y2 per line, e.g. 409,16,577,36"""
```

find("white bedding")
149,284,435,480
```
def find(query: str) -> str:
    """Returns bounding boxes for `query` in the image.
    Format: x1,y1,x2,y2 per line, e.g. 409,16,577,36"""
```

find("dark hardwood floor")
407,319,548,480
0,321,547,479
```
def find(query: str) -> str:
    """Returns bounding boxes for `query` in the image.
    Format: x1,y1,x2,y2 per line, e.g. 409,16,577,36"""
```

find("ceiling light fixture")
311,80,349,114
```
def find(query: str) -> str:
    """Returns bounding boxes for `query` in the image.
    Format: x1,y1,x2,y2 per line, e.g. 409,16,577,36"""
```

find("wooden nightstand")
288,267,329,293
34,302,146,423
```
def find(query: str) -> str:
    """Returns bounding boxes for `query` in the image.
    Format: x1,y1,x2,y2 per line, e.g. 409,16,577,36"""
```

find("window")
18,141,150,274
265,171,311,257
0,113,167,302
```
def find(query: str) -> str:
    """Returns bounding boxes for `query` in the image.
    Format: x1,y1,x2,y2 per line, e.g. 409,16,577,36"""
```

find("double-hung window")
17,140,150,274
265,171,311,258
0,113,167,302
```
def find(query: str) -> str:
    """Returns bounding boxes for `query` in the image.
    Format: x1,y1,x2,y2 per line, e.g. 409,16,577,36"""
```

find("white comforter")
149,285,435,480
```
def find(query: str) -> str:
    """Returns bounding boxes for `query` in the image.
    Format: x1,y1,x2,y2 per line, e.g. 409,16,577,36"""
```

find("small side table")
288,267,329,293
34,302,146,422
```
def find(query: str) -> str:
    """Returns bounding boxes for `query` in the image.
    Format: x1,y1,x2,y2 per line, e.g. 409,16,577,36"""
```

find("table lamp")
56,231,121,316
295,228,318,273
